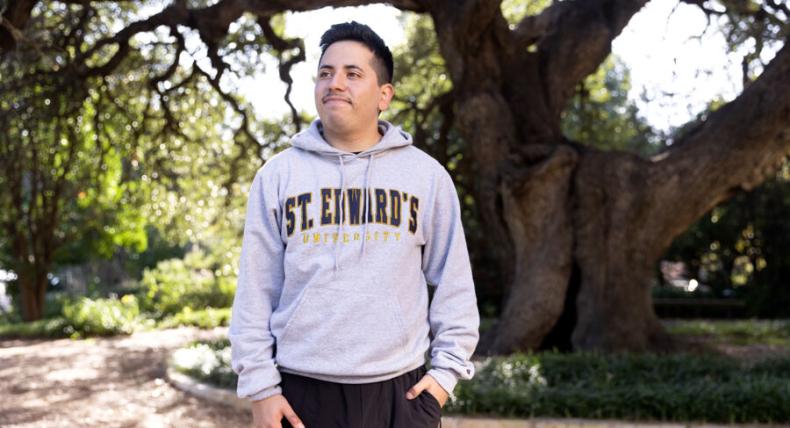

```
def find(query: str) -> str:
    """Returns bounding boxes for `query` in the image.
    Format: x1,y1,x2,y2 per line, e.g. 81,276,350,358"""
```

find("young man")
229,21,479,428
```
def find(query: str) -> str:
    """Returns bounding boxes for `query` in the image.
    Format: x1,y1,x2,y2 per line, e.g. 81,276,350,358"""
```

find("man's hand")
405,374,449,408
251,393,305,428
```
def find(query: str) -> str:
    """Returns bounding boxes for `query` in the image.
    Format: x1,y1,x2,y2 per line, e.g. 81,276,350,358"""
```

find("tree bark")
490,145,578,352
17,265,47,321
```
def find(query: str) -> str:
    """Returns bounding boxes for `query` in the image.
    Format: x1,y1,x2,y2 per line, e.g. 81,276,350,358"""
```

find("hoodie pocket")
276,286,409,376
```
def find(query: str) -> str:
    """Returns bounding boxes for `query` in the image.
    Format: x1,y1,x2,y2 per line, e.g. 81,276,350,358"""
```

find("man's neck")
321,122,383,153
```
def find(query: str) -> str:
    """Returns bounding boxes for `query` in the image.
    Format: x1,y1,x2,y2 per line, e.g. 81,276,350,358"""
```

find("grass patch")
665,319,790,347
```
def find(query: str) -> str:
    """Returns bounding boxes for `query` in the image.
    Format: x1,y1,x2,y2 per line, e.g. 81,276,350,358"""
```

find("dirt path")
0,327,252,428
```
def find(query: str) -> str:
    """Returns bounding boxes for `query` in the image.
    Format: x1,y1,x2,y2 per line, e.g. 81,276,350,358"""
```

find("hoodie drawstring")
360,153,375,259
333,155,347,275
333,152,376,275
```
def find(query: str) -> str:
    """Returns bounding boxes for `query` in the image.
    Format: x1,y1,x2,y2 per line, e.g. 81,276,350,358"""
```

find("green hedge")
62,294,150,337
451,352,790,423
172,339,790,424
140,250,235,318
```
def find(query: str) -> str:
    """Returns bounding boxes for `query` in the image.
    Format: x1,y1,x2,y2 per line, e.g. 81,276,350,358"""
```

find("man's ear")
378,83,395,111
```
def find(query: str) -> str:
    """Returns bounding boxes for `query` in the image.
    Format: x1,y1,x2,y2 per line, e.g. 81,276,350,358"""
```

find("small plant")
140,250,235,318
171,339,236,389
62,294,147,337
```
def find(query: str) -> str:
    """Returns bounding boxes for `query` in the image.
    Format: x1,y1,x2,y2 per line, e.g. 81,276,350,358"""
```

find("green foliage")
61,294,147,337
561,55,662,155
157,307,232,329
0,317,71,339
665,159,790,316
500,0,551,26
171,338,236,389
711,0,787,83
140,249,236,318
450,352,790,423
666,319,790,347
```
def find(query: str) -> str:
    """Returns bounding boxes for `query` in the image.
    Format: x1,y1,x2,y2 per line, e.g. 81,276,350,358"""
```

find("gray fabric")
229,118,479,403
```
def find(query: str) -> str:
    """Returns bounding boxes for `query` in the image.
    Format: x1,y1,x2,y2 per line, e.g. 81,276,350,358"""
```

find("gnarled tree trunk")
426,0,790,353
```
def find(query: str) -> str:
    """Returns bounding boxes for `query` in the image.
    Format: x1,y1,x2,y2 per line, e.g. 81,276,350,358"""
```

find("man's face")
314,40,393,135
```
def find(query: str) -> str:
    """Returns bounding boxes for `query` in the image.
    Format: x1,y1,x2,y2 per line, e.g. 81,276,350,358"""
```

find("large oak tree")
1,0,788,352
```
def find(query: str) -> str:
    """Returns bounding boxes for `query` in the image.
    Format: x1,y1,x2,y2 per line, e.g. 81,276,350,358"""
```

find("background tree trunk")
17,266,47,321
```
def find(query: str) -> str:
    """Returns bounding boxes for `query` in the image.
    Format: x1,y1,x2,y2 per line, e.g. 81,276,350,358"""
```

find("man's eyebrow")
318,64,364,71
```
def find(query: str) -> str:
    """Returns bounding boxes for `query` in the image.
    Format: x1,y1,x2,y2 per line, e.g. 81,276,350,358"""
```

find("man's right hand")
251,393,305,428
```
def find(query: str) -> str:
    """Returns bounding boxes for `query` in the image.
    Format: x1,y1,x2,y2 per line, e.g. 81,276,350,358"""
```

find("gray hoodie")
228,119,480,402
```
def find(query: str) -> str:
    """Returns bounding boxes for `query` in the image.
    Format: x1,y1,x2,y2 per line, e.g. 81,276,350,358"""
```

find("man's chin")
318,115,355,131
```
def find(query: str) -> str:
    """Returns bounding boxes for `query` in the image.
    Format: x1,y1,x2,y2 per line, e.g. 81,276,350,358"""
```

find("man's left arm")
420,168,480,403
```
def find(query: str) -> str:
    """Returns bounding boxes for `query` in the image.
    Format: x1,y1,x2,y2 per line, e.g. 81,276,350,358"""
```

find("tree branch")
648,40,790,250
514,0,648,116
257,15,306,131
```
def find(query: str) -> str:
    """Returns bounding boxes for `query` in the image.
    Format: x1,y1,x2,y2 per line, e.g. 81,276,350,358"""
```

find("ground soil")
0,327,252,428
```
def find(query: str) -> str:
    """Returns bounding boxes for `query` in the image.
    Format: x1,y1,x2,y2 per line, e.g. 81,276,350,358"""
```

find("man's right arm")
229,167,285,402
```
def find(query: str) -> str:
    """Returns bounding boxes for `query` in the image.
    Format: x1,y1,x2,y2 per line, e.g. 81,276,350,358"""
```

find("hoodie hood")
290,118,413,158
290,119,413,274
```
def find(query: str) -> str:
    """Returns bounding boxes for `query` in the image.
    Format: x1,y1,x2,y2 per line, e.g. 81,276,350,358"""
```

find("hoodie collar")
290,119,413,159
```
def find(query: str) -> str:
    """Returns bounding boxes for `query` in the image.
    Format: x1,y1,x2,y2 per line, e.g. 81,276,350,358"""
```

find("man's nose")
329,73,346,90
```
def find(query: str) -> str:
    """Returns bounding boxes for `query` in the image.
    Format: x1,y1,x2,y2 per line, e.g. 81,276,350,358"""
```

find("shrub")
158,307,231,329
62,294,146,337
140,250,235,318
171,338,236,389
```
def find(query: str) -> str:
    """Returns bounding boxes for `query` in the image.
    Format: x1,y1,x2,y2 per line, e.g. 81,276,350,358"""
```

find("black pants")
280,365,442,428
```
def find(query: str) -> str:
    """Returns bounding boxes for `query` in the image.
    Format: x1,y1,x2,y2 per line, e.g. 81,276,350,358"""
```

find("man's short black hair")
319,21,394,85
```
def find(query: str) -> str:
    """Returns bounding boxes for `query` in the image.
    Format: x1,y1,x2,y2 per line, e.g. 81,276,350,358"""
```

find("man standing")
229,21,479,428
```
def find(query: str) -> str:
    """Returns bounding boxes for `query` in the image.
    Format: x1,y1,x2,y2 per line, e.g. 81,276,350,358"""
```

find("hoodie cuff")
236,364,283,402
426,367,459,401
247,384,282,402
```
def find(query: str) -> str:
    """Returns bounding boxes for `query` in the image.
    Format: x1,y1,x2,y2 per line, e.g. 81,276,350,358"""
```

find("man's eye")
318,71,331,78
348,72,360,78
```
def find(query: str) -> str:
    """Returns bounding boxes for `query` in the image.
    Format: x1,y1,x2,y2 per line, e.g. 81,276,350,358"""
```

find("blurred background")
0,0,788,426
